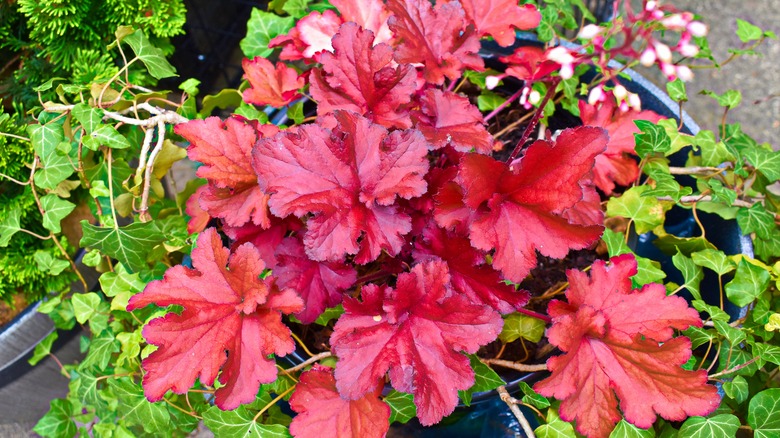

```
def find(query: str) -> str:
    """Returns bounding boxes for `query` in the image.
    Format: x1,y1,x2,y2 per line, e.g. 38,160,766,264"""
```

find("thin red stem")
483,87,526,123
515,307,552,324
355,270,391,285
506,80,558,163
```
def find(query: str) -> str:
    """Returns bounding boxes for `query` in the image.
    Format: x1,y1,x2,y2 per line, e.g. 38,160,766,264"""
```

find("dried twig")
483,358,548,373
498,386,536,438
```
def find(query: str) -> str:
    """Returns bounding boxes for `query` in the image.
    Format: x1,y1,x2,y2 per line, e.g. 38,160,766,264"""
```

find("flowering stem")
507,81,558,163
484,87,526,123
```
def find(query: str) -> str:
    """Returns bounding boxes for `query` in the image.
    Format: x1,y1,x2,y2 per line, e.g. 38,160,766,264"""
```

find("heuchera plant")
18,0,780,437
124,1,722,436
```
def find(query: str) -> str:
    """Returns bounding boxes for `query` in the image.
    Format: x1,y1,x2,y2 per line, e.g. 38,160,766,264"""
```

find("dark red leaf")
443,0,541,46
457,127,607,283
242,57,304,108
413,89,493,154
127,228,304,410
177,117,278,228
253,111,428,264
331,0,393,43
386,0,484,85
185,185,210,234
222,216,301,269
579,99,664,194
331,260,503,425
414,223,528,314
275,237,357,324
499,46,560,82
290,365,390,438
310,23,417,129
534,255,720,438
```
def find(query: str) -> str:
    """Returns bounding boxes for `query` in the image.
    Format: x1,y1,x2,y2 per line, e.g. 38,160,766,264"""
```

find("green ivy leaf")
691,249,735,276
34,251,70,275
384,390,416,424
679,414,740,437
692,300,731,322
0,208,21,246
464,69,502,88
80,221,165,273
722,375,749,404
287,101,304,125
313,304,344,326
83,125,132,150
29,119,65,159
179,78,201,96
499,313,546,343
203,405,292,437
633,120,671,158
748,388,780,438
718,340,761,377
459,354,504,406
282,0,310,17
477,91,507,111
724,259,770,307
33,399,77,438
609,419,654,437
241,9,295,59
518,381,550,409
535,408,576,438
737,203,775,240
72,292,102,324
736,18,764,42
80,331,120,371
672,250,703,300
235,102,269,122
124,30,177,79
642,159,692,201
40,194,76,234
108,378,172,433
742,147,780,182
71,103,104,135
713,320,746,346
702,89,742,109
199,89,243,118
606,186,669,234
754,342,780,366
601,229,665,286
684,326,715,349
28,331,58,366
695,130,733,167
35,152,75,189
666,78,687,102
657,119,693,156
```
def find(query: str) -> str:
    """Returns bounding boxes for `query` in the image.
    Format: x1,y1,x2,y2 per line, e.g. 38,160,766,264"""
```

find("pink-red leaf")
413,89,493,154
457,127,607,283
443,0,541,46
499,46,560,82
275,237,357,324
289,365,390,438
579,99,665,194
310,23,417,129
242,57,304,108
177,117,278,228
222,216,302,269
331,0,392,44
534,255,720,438
414,224,528,314
386,0,484,85
331,260,503,425
298,10,343,59
126,228,304,410
252,111,428,264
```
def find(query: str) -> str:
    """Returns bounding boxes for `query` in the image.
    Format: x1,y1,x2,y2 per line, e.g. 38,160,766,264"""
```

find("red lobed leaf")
499,46,560,82
330,260,503,425
534,255,720,438
442,0,541,46
331,0,393,44
579,99,665,194
242,57,304,108
456,127,607,283
310,23,417,129
222,215,302,269
289,365,390,438
126,228,304,410
412,89,493,154
177,117,279,228
298,9,344,59
274,237,357,324
252,111,428,264
386,0,484,85
413,223,528,314
185,185,210,234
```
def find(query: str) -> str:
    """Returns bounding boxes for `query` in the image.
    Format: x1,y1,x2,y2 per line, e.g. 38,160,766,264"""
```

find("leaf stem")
482,358,548,373
484,87,525,123
0,171,30,185
253,385,296,423
506,81,558,163
138,120,166,222
106,148,119,231
708,356,760,379
497,386,536,438
280,352,332,376
514,307,552,323
290,332,317,357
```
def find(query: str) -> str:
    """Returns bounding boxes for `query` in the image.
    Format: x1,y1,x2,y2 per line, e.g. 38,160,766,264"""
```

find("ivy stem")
497,386,537,438
483,359,548,373
0,131,30,142
0,171,30,185
708,356,761,380
138,120,166,222
515,307,552,323
18,228,52,240
506,80,558,164
483,87,525,123
106,148,119,231
253,386,296,423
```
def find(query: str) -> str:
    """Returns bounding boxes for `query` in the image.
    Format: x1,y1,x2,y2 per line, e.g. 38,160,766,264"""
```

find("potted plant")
13,1,780,437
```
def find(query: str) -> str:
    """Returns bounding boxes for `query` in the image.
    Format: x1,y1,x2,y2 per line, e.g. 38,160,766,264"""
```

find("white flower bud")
628,93,642,111
654,42,673,63
676,65,694,82
661,62,676,77
640,48,657,66
560,64,574,80
485,75,501,90
613,84,628,100
528,90,542,105
546,46,575,64
646,1,657,11
588,86,604,105
687,21,708,37
661,14,687,30
679,43,699,57
578,24,602,40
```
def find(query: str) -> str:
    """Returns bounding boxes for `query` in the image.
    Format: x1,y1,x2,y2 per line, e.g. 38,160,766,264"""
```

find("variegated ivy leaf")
679,414,740,437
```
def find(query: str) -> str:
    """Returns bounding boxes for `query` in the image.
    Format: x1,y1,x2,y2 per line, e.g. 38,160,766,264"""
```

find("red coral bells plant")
115,0,755,436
